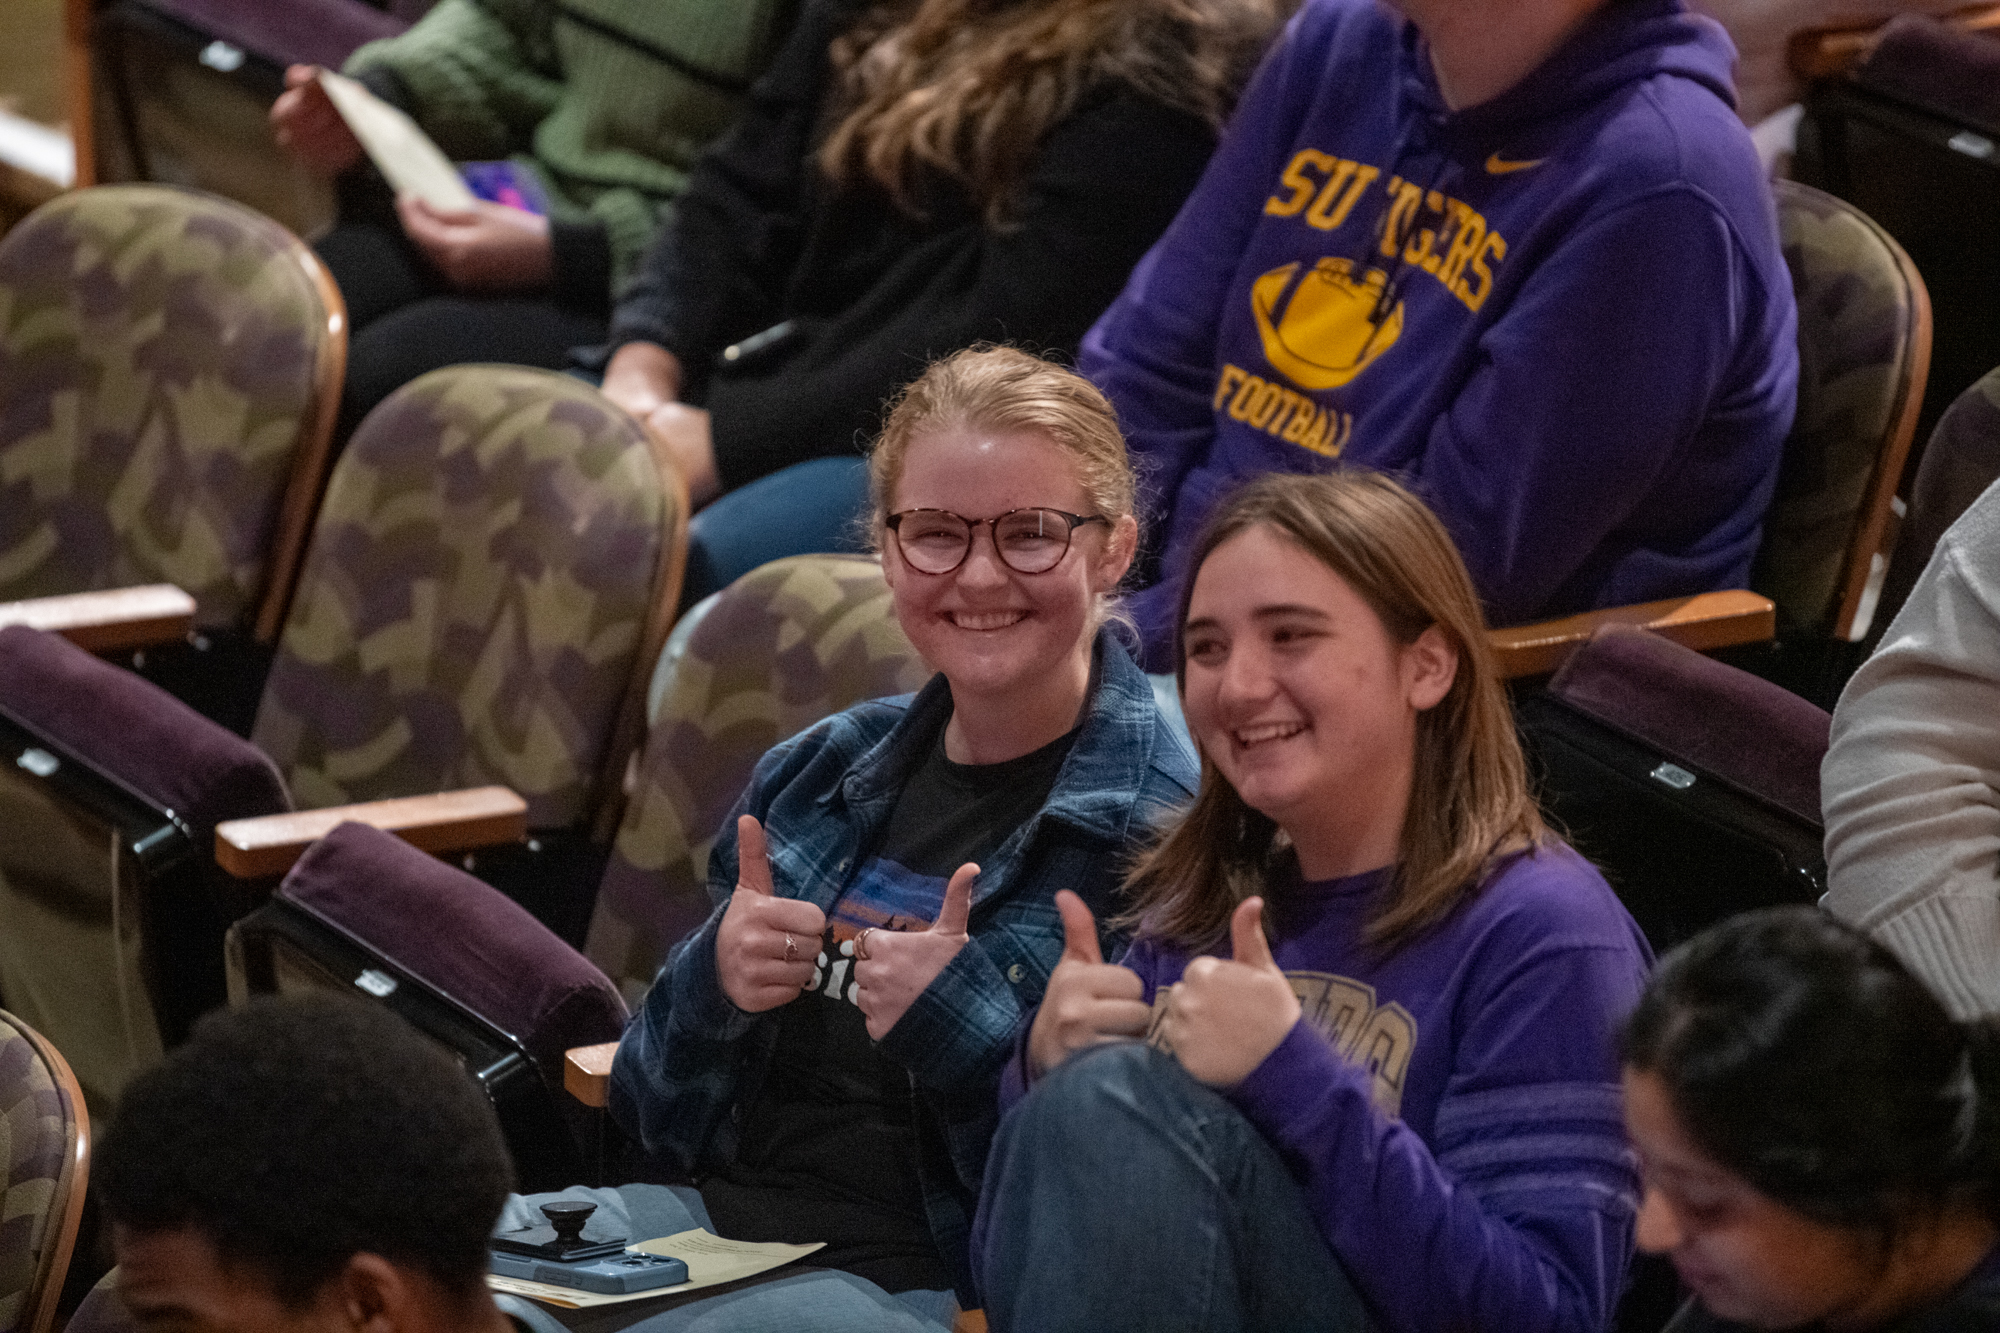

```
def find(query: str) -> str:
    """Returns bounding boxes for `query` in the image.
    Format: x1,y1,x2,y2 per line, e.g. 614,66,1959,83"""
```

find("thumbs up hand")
716,815,828,1013
1157,897,1301,1088
855,863,977,1041
1026,891,1151,1078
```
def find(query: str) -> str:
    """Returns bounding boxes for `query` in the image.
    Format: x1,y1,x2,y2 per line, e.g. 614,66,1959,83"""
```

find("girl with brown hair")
594,0,1279,607
974,471,1653,1332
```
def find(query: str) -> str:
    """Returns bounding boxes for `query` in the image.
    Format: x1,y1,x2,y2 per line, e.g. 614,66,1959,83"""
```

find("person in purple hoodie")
973,471,1653,1333
1086,0,1799,671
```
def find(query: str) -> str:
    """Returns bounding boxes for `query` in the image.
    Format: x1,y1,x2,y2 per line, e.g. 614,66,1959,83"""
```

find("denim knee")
1022,1040,1225,1132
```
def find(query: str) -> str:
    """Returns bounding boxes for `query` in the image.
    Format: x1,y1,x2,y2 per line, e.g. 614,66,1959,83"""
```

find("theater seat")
250,364,688,942
228,821,626,1190
0,1008,89,1333
1872,365,2000,639
1494,180,1932,708
0,184,346,731
0,365,682,1108
1517,623,1831,953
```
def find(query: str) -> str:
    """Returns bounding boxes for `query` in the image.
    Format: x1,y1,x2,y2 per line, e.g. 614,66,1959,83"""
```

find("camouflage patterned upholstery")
0,1010,87,1333
1754,179,1930,639
0,185,343,636
586,554,930,1001
252,366,683,832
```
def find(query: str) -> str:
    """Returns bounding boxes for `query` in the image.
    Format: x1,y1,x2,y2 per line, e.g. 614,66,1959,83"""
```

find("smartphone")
489,1248,690,1295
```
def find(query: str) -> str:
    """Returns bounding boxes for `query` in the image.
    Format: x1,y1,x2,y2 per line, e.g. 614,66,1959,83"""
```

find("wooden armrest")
1489,590,1775,680
1789,3,2000,81
214,786,528,879
0,585,196,653
565,1041,618,1109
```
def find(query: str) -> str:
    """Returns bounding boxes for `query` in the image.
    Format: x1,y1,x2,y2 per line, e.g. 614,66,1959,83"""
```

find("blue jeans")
497,1184,955,1331
682,457,874,609
974,1044,1373,1333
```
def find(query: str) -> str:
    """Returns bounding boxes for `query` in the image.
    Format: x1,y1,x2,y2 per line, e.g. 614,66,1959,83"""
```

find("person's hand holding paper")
396,195,553,293
271,66,364,178
294,69,555,294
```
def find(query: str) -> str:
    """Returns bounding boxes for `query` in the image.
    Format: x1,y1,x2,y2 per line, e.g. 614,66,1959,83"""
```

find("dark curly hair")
96,995,515,1306
1624,907,2000,1247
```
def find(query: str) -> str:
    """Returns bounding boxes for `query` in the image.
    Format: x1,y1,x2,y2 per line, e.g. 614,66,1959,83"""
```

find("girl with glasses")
975,471,1651,1332
1624,907,2000,1333
598,346,1197,1328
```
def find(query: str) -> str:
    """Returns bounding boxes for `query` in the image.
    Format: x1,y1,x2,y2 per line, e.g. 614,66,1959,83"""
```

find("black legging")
316,178,610,449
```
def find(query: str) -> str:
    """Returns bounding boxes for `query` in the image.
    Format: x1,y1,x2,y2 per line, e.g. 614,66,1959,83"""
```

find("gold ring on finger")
854,928,874,961
784,932,799,964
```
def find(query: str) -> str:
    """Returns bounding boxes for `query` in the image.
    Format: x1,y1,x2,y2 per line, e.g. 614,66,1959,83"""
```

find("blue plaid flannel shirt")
608,631,1196,1296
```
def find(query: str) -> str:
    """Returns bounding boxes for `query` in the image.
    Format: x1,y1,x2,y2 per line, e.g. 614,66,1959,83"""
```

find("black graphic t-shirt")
701,724,1077,1293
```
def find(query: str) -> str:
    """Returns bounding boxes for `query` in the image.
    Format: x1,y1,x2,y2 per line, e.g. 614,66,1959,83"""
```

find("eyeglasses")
885,507,1110,575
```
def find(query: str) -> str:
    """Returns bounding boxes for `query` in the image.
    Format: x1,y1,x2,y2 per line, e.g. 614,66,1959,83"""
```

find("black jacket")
605,0,1219,489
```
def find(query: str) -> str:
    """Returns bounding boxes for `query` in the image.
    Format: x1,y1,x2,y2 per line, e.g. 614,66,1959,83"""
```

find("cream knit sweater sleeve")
1824,477,2000,1019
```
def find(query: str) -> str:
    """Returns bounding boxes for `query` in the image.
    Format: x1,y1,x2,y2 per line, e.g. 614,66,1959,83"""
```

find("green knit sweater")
345,0,793,288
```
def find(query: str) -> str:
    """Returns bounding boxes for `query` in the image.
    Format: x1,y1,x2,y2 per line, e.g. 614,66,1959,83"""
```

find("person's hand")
644,402,722,507
1026,891,1150,1078
715,815,826,1013
601,342,684,422
1156,897,1299,1088
270,65,364,178
854,864,976,1041
394,194,553,292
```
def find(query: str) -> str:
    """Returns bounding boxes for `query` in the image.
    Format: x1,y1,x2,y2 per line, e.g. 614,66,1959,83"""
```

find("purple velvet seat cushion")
1547,624,1832,828
278,822,627,1084
0,623,288,837
1856,15,2000,141
129,0,410,72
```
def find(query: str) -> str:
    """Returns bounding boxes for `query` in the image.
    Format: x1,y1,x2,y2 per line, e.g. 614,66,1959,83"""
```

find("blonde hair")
819,0,1281,227
1121,472,1548,953
870,344,1134,523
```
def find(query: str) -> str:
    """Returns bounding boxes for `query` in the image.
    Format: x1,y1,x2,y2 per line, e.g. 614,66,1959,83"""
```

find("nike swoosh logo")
1485,153,1545,175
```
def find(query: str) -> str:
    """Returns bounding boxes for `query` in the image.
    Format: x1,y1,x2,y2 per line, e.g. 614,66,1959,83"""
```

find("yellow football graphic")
1250,258,1403,391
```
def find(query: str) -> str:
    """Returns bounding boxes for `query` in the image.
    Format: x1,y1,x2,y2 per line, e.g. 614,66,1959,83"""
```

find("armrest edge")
0,585,197,653
214,786,529,879
564,1041,619,1109
1491,591,1776,680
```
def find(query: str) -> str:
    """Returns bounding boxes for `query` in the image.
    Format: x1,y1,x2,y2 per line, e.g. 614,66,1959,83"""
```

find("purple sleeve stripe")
1432,1081,1625,1138
1437,1133,1636,1173
1451,1172,1639,1211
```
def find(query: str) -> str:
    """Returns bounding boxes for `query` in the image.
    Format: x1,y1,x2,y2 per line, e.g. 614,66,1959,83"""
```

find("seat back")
0,1009,90,1333
1873,365,2000,639
227,821,626,1190
1754,179,1931,643
1520,624,1831,953
585,555,928,1002
0,184,345,639
252,366,686,840
0,625,289,1110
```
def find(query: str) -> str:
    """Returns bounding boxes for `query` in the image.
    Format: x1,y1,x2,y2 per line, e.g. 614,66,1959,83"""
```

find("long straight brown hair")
1120,472,1547,953
818,0,1281,227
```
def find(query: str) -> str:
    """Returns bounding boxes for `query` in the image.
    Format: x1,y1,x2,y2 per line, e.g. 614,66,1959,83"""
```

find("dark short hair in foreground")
1624,906,2000,1245
96,994,515,1305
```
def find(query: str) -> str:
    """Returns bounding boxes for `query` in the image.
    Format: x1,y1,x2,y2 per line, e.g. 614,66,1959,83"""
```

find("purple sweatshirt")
1083,0,1797,670
1001,843,1652,1333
